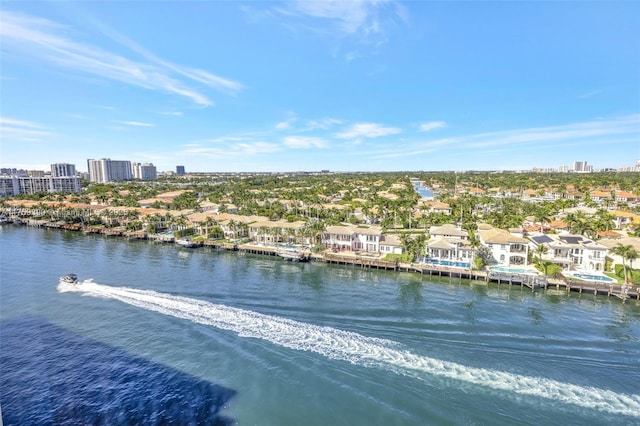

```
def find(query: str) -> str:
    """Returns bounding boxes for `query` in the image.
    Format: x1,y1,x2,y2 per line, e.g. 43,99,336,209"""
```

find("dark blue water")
2,225,640,425
1,318,235,425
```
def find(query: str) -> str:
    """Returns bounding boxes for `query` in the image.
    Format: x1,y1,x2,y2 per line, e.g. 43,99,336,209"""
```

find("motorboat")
60,273,79,284
176,237,200,248
277,248,308,262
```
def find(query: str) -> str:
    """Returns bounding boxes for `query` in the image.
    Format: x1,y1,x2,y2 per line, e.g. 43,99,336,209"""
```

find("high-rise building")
87,158,132,183
131,162,157,180
573,161,586,172
176,165,185,175
51,163,77,177
0,175,81,196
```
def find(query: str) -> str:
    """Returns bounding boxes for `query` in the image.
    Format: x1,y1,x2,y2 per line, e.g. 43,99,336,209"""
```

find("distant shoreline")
5,221,639,302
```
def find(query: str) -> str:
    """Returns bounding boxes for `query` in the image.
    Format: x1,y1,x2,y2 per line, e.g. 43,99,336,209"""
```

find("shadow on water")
0,318,236,426
398,280,424,308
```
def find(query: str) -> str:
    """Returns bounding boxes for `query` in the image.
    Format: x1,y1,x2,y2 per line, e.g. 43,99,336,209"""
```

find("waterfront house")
529,234,607,271
478,227,529,266
322,225,383,254
249,220,306,245
598,237,640,272
422,225,473,266
323,225,356,252
379,234,403,255
425,237,474,265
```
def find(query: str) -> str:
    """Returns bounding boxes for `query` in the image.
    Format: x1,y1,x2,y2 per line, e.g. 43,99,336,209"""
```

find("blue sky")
1,1,639,173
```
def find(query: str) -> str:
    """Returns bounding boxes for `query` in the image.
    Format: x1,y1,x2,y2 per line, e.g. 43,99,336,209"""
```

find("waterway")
412,182,435,199
1,225,639,425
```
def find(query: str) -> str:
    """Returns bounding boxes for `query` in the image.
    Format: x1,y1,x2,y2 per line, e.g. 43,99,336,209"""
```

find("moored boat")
176,237,200,248
277,248,308,262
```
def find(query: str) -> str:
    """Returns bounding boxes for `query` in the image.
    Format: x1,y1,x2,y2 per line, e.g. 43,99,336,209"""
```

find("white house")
423,224,474,266
478,227,529,266
529,234,607,271
322,225,383,253
379,234,403,255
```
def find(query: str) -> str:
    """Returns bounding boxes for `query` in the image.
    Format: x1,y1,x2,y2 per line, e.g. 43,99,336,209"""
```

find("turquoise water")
570,273,617,283
490,266,536,275
2,225,640,425
424,258,470,268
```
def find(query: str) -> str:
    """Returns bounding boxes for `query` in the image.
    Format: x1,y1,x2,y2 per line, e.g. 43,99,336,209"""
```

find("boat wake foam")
58,281,640,417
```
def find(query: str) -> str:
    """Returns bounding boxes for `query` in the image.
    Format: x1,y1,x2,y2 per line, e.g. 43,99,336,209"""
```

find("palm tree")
203,216,216,237
611,244,639,284
468,230,481,269
533,244,549,276
533,207,551,233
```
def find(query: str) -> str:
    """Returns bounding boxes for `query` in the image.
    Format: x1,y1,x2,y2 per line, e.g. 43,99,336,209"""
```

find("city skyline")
1,2,639,172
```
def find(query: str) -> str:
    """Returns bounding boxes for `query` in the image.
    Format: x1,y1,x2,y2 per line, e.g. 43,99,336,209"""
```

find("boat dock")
315,254,639,301
322,253,398,270
238,244,278,256
204,240,239,251
5,219,640,301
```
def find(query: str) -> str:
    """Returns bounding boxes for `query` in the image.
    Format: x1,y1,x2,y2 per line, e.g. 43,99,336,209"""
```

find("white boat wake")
58,280,640,418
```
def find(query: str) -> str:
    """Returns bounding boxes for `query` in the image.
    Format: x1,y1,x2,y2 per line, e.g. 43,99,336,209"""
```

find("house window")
500,254,505,262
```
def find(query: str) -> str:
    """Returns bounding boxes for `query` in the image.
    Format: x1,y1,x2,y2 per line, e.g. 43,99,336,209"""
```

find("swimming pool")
565,272,616,283
490,266,537,275
423,258,470,268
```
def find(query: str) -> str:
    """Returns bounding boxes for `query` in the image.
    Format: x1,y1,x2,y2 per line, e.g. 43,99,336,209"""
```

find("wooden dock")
8,220,639,302
316,253,639,301
204,240,239,251
238,244,278,257
322,253,398,270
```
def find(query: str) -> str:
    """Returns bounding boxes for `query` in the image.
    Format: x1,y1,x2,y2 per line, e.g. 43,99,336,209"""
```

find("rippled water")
2,225,639,425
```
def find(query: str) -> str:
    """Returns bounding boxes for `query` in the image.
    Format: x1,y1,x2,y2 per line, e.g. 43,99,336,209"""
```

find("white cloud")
283,136,328,149
418,121,447,132
275,121,292,130
304,117,343,130
577,88,606,99
0,11,243,106
335,122,401,139
274,111,298,130
237,141,281,154
180,140,281,159
462,114,640,149
118,121,155,127
288,1,373,35
372,148,436,160
269,0,408,49
159,111,183,116
0,117,52,141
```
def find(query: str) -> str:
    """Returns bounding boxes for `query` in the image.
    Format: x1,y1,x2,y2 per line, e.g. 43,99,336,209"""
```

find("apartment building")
0,175,81,196
87,158,132,183
131,162,157,180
